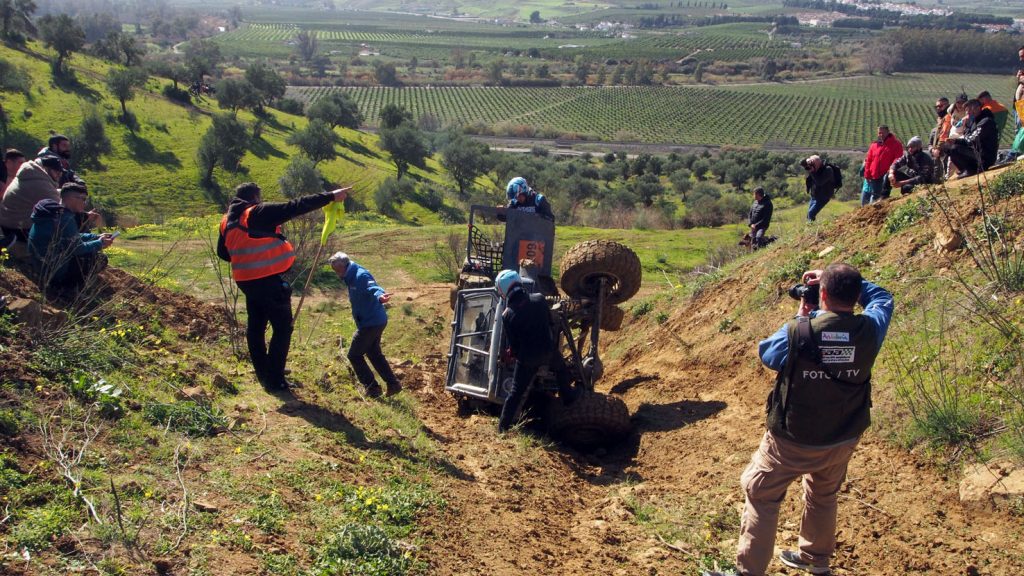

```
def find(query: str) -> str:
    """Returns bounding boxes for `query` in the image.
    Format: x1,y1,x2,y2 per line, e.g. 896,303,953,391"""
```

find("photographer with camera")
704,263,893,576
800,155,839,222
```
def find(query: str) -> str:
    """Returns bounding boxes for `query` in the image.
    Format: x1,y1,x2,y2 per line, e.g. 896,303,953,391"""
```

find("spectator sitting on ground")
0,154,64,254
943,93,970,142
862,125,903,202
28,183,114,295
1,149,26,199
888,137,936,196
977,91,1009,137
36,134,84,187
942,99,999,177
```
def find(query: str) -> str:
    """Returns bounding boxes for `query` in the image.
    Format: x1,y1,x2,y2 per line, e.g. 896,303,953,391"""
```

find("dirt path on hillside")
393,269,1024,574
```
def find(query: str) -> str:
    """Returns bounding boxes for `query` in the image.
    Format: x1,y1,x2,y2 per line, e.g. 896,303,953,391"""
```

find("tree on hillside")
529,10,542,24
197,114,249,186
863,38,902,75
71,106,112,169
441,133,491,198
278,154,323,199
105,67,148,118
374,177,413,219
574,56,590,85
380,124,427,180
245,62,286,113
631,173,664,207
215,78,259,113
694,61,704,83
373,62,400,87
95,31,144,67
184,38,222,84
564,174,596,223
306,91,363,129
669,169,692,201
294,29,318,62
38,13,86,73
487,59,505,85
379,103,412,130
0,0,37,44
286,119,338,165
0,58,30,93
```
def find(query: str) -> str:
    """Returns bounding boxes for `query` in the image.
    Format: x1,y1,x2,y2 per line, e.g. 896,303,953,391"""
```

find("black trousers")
347,322,398,390
945,142,982,175
498,354,572,432
238,276,293,387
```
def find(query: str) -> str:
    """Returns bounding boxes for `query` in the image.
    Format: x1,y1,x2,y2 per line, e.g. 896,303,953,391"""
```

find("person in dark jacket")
505,176,554,221
329,251,401,398
801,155,836,222
28,183,114,293
747,187,773,248
888,136,936,195
704,263,894,576
37,134,84,187
494,269,575,432
943,99,999,176
217,181,349,392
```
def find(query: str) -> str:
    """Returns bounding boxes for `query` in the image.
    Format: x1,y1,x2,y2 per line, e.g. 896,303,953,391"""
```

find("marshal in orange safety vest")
220,206,296,282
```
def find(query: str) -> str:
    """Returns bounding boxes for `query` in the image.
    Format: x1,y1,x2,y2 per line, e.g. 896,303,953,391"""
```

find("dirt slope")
401,172,1024,575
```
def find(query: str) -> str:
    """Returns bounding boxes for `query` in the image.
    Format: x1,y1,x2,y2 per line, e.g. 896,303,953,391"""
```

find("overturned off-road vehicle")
445,206,641,449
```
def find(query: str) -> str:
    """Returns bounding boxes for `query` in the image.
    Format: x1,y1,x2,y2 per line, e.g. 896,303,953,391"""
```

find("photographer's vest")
219,206,295,282
766,312,879,446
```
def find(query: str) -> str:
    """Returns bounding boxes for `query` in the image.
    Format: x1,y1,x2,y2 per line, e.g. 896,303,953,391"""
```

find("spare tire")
559,240,641,306
547,390,631,450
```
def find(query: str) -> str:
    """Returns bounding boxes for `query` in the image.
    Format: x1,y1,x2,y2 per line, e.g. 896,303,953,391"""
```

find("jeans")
238,276,293,388
806,195,830,221
736,431,860,576
347,322,398,391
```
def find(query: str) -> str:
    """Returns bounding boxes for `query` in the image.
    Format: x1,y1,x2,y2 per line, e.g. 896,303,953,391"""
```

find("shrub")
71,107,113,169
312,523,410,576
161,84,191,104
989,167,1024,200
884,197,931,234
274,97,304,115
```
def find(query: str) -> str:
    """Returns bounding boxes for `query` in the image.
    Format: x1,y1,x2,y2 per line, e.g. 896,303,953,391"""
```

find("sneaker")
364,384,383,399
779,550,831,574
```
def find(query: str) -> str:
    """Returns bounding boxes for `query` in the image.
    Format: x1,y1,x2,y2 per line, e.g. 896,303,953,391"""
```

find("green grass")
0,42,450,224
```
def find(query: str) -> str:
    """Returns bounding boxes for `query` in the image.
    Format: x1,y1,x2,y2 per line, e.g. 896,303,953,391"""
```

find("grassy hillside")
0,42,449,225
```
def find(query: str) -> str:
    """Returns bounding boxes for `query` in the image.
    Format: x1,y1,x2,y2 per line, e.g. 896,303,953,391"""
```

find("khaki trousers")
735,431,859,576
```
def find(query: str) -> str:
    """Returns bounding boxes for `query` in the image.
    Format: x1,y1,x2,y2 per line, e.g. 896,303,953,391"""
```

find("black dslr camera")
799,158,811,171
788,283,819,306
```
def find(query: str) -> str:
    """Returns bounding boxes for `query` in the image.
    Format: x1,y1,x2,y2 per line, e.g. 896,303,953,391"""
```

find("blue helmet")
506,177,530,202
495,269,521,299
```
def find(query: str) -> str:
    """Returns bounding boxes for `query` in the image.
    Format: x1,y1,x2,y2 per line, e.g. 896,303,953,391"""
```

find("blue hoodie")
344,261,388,328
27,199,102,283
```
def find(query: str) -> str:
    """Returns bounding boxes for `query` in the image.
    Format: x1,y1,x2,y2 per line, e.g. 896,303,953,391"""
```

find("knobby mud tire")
559,240,641,306
547,391,631,450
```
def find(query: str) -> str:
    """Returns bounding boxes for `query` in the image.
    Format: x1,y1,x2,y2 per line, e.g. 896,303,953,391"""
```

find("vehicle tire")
559,240,641,306
600,304,625,332
547,390,630,450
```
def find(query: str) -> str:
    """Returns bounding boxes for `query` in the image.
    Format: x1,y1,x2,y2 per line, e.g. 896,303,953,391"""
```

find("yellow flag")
321,201,345,245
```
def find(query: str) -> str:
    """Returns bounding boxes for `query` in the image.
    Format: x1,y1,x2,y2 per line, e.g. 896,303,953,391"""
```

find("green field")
287,72,1016,149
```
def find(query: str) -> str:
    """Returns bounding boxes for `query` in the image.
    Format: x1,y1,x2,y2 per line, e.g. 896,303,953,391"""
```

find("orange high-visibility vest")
219,206,295,282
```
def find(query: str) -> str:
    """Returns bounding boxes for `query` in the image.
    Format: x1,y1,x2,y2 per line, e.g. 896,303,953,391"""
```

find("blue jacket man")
28,184,114,293
331,252,401,398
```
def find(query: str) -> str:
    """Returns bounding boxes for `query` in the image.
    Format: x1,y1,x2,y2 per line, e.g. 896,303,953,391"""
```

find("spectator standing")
329,251,402,399
1,149,26,199
28,183,114,294
928,97,949,150
747,187,773,249
862,125,903,202
703,263,894,576
801,155,836,222
888,137,936,195
217,182,349,393
943,99,999,176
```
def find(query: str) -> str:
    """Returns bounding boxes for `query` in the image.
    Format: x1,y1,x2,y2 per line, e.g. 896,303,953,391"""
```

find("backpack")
827,163,843,190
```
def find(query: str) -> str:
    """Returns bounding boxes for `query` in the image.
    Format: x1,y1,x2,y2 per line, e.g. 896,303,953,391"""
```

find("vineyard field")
286,73,1018,149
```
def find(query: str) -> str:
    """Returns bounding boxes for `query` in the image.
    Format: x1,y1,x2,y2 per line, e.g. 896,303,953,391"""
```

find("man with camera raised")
704,263,893,576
